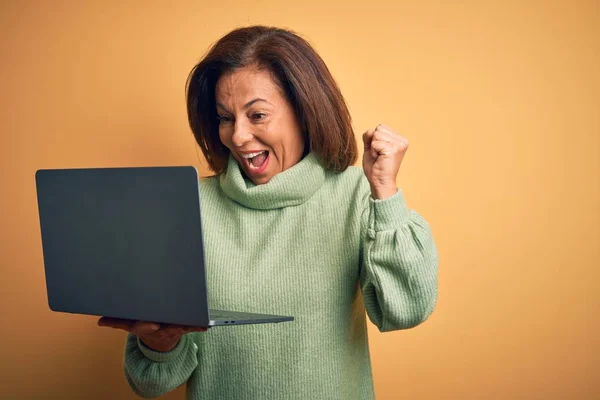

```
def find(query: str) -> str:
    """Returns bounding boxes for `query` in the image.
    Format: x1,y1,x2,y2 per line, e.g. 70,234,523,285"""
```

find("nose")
231,120,253,148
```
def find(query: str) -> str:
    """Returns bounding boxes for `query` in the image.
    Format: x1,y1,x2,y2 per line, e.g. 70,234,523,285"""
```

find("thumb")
132,321,161,336
362,129,375,152
97,317,135,331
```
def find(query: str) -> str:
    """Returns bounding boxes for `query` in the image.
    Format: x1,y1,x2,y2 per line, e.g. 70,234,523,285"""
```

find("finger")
160,324,208,335
373,128,403,143
176,326,209,334
362,129,375,150
132,321,161,336
372,135,408,155
375,124,403,139
161,324,191,335
375,123,394,133
97,317,136,331
384,135,408,152
370,143,379,159
371,139,389,156
375,126,409,145
399,138,409,152
178,325,210,333
188,326,210,332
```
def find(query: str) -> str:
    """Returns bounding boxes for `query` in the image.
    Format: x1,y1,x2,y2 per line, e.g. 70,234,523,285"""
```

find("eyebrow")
216,98,270,113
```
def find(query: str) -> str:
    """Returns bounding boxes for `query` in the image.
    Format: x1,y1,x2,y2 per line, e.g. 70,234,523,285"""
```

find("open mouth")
242,150,270,173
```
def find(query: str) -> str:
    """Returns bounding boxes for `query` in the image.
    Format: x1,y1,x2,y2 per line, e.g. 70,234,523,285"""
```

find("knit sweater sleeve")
359,184,439,332
123,332,199,398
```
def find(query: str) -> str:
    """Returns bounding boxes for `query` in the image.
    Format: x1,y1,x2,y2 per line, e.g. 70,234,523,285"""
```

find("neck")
218,152,326,210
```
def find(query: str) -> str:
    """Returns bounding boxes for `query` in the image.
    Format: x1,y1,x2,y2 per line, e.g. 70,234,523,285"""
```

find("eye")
218,115,233,124
251,112,266,121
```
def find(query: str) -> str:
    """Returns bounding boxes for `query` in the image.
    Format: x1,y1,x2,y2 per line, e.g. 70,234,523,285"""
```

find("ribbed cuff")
138,334,188,363
370,189,409,231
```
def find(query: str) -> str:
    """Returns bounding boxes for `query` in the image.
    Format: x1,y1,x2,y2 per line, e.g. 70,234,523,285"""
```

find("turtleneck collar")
218,152,326,210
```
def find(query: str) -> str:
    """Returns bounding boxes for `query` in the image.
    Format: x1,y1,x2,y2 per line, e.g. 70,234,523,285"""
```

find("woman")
99,25,438,399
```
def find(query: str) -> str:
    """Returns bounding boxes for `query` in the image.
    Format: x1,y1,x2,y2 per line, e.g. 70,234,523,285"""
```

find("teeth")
242,151,266,159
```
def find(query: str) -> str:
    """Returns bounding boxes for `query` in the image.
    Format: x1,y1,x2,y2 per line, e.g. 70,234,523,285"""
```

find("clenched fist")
362,124,408,199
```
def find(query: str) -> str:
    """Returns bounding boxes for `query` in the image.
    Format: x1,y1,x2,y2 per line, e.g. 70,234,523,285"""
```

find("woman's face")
215,67,305,185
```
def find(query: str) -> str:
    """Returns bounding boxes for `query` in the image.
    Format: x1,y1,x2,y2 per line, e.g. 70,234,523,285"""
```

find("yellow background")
1,1,598,399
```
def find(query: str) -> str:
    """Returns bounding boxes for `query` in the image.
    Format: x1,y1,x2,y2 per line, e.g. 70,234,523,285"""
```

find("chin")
251,175,273,185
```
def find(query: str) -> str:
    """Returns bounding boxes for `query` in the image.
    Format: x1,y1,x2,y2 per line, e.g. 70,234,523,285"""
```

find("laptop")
35,165,293,327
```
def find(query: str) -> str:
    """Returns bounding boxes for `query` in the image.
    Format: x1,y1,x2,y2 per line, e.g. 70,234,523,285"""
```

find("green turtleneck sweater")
123,153,438,399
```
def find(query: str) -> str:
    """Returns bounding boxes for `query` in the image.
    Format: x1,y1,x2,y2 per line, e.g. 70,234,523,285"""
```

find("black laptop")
35,165,293,327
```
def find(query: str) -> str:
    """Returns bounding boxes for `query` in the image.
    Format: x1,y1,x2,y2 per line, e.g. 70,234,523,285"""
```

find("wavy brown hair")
185,25,357,174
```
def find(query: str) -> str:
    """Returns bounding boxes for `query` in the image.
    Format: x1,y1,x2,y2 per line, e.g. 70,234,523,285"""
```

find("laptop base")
208,309,293,326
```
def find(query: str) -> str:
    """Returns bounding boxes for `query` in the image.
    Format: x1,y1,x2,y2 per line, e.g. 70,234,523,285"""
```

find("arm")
123,333,199,398
359,124,438,331
359,189,438,332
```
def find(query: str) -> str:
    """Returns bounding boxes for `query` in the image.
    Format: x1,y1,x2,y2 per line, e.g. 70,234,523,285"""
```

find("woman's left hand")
362,124,408,199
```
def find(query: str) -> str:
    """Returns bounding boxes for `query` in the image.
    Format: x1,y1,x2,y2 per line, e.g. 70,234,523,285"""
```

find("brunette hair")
185,25,357,173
